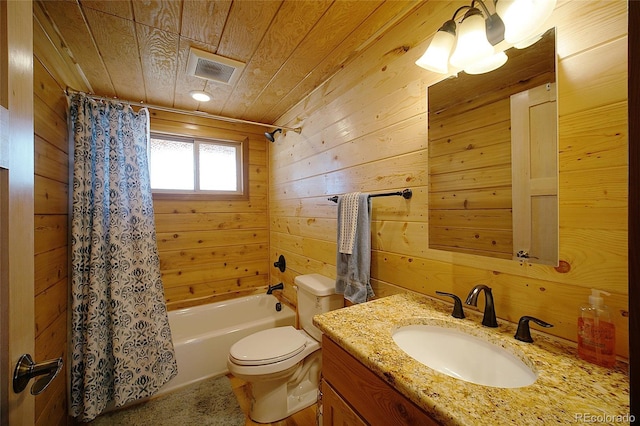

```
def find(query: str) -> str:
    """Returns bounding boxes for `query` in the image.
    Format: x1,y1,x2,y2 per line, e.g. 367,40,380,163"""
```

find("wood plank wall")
272,0,630,358
33,2,82,424
148,111,271,310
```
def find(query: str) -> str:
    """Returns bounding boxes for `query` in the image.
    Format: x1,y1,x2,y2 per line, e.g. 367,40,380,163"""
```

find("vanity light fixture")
415,0,556,75
190,90,211,102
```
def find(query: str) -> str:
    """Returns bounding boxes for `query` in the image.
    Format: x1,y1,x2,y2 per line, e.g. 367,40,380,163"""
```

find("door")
510,82,559,265
0,0,35,424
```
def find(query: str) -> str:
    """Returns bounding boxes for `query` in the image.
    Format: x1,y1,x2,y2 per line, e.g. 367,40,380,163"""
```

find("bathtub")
158,294,296,396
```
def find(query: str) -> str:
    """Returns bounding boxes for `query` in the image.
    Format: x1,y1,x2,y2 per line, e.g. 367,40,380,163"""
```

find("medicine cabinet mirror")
428,28,558,266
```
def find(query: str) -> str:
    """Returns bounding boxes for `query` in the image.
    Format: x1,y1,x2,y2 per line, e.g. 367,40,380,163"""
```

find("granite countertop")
313,293,630,425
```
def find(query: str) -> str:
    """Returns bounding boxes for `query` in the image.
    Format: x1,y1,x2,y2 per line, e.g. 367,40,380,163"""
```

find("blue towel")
336,193,374,304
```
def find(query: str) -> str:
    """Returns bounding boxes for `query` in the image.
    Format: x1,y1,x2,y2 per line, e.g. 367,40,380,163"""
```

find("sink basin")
392,325,537,388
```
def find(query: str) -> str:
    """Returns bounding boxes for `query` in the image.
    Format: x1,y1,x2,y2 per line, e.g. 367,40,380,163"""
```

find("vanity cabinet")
321,336,440,426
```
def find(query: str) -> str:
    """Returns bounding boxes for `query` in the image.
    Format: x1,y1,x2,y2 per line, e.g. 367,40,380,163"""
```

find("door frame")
629,0,638,420
0,0,35,424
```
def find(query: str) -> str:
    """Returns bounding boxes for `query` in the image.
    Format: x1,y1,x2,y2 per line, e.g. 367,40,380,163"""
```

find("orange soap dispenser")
577,289,616,368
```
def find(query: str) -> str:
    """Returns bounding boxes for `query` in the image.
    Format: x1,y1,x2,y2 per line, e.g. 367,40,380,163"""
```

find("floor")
228,374,318,426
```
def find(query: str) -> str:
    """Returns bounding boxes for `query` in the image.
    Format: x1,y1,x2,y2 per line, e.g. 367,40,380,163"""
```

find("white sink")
392,324,537,388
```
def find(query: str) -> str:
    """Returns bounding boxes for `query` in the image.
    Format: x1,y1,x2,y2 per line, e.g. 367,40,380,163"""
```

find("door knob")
13,354,63,395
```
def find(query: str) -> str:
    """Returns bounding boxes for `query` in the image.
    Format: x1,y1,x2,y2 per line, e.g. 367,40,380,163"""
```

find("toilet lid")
229,326,307,366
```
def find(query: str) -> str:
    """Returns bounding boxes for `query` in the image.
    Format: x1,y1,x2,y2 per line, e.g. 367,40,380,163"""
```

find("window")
149,134,247,198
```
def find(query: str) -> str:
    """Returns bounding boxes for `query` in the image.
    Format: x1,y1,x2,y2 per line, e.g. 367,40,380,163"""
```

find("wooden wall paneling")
161,258,269,288
549,0,627,59
33,5,73,421
163,275,268,308
34,175,67,215
274,0,450,129
428,188,512,210
156,228,268,251
270,231,336,265
428,120,511,159
34,310,67,425
274,151,427,201
33,60,68,120
34,135,67,183
559,101,628,173
247,0,385,122
272,115,427,186
33,4,88,93
37,1,112,95
268,0,423,124
557,36,627,116
154,211,268,232
429,165,512,192
34,215,66,256
34,95,67,153
34,279,66,339
270,1,630,357
159,242,268,271
150,116,270,308
34,368,66,426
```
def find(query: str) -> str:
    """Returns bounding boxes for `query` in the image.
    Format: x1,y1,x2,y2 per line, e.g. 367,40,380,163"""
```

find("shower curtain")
68,93,177,421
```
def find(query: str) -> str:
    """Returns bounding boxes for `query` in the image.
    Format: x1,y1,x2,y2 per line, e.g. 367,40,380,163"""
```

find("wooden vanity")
322,335,439,425
314,293,630,426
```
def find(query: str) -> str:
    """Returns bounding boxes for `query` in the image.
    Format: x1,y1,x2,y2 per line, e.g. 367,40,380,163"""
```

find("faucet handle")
435,291,465,319
514,316,553,343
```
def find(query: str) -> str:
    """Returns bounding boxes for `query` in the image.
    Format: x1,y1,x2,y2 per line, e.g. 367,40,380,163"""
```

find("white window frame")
149,133,248,200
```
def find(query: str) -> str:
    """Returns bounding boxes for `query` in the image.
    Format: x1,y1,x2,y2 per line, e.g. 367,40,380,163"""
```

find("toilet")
227,274,343,423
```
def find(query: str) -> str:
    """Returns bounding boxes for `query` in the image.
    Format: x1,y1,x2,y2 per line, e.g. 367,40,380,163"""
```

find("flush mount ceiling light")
190,91,211,102
415,0,556,75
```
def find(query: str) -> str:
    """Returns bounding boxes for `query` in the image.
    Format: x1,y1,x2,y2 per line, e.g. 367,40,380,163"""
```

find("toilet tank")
295,274,343,341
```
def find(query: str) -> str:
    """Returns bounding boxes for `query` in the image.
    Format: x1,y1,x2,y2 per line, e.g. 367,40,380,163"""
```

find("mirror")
428,28,558,266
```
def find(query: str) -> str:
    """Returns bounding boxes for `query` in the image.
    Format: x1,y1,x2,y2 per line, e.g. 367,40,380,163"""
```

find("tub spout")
267,283,284,294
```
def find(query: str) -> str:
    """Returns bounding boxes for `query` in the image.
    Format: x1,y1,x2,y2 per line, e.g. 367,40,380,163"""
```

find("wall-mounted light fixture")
415,0,556,75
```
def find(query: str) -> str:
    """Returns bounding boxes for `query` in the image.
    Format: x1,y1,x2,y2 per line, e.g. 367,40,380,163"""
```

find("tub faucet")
267,282,284,294
465,284,498,327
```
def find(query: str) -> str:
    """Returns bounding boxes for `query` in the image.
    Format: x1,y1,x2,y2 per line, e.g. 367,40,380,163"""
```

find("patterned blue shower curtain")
68,94,177,421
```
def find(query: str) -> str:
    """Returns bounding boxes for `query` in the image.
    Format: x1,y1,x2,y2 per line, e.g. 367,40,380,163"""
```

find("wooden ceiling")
37,0,421,125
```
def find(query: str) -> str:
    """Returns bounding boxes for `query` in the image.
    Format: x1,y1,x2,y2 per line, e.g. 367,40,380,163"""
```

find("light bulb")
464,51,508,74
449,10,494,70
496,0,556,45
415,28,456,74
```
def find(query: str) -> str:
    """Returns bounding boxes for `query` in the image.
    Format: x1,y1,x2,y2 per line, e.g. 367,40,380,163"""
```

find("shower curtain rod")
64,87,301,132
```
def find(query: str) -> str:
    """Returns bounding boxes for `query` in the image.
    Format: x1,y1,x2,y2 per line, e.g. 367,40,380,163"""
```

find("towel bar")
328,189,412,203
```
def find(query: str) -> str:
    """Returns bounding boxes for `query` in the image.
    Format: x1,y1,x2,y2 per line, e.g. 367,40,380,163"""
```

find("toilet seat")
229,326,307,366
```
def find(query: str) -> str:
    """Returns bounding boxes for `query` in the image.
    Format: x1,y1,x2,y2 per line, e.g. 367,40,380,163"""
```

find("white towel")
338,192,360,254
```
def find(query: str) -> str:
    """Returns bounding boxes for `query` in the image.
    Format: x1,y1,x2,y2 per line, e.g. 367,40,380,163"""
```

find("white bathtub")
158,294,296,396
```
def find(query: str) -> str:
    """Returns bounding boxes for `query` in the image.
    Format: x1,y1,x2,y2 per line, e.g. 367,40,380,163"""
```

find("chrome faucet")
267,282,284,294
465,284,498,327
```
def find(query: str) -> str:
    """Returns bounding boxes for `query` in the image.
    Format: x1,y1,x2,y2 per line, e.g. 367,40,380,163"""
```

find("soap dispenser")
577,289,616,368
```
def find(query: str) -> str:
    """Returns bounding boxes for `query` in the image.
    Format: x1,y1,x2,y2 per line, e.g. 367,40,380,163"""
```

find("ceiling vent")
186,47,245,86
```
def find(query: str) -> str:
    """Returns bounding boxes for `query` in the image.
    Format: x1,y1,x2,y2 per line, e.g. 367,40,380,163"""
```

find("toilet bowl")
227,274,343,423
